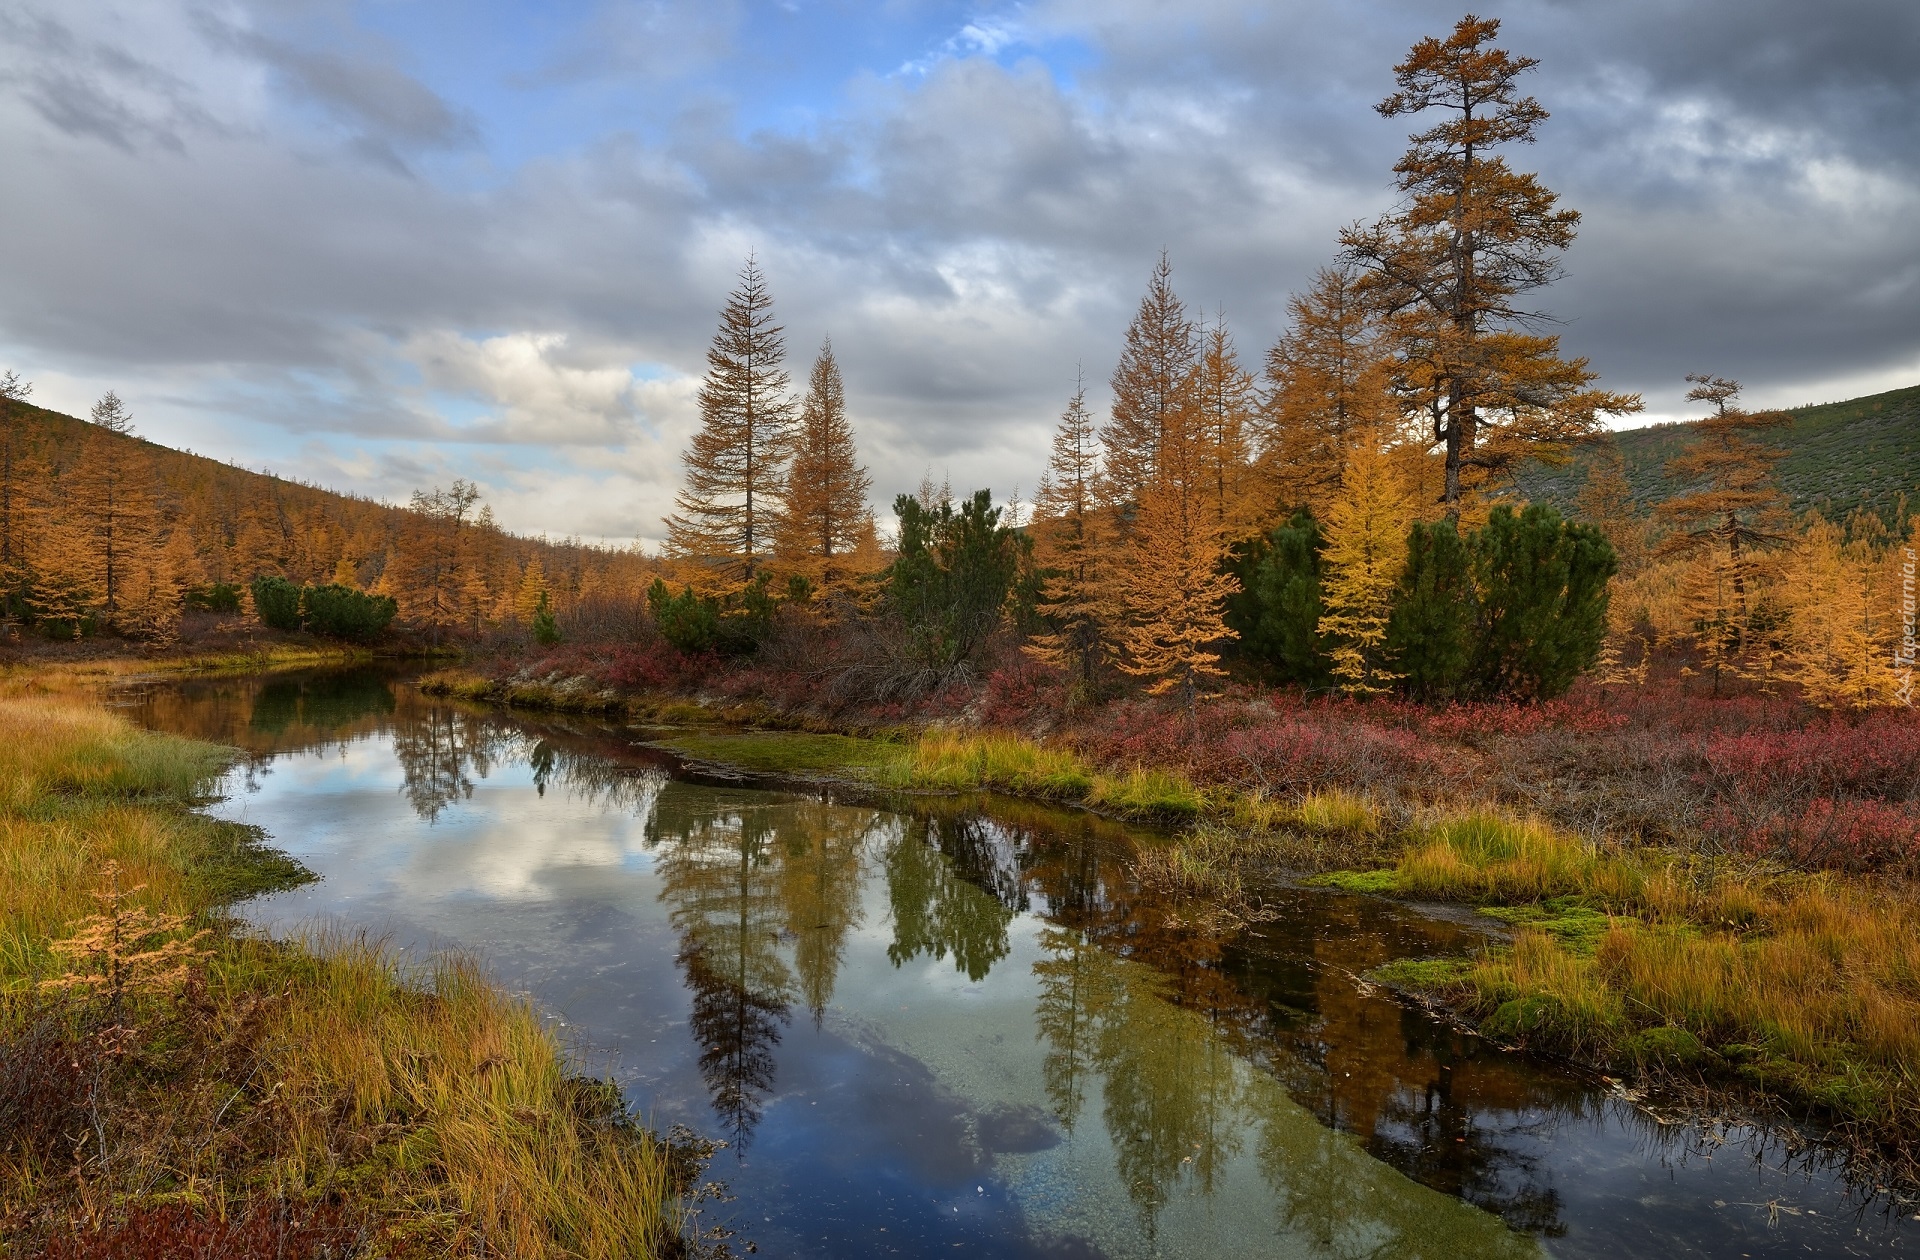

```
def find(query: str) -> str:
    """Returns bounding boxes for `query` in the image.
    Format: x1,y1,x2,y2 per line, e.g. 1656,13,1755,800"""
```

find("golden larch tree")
1101,253,1199,512
514,555,550,622
1254,265,1399,519
1025,379,1114,694
0,370,35,604
1340,16,1638,517
66,392,160,631
1317,431,1416,695
773,338,873,596
1654,375,1790,688
665,257,797,590
1193,315,1258,539
1782,515,1898,708
1117,396,1240,709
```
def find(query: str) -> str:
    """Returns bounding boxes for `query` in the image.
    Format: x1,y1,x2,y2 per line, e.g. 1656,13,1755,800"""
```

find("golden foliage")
1317,431,1416,695
774,338,876,596
1116,397,1240,706
1340,16,1639,513
1101,253,1198,513
1026,382,1115,691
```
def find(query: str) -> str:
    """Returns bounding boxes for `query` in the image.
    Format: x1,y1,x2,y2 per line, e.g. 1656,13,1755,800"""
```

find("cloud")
0,0,1913,543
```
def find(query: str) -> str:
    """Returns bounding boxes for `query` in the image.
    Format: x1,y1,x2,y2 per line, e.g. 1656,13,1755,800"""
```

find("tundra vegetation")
0,9,1916,1232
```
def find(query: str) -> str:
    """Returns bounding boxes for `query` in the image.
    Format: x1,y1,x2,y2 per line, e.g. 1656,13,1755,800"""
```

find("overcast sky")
3,1,1915,545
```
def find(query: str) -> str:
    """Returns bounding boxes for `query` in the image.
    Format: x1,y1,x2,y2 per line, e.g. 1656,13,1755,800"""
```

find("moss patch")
1478,897,1614,955
653,731,899,777
1307,868,1405,895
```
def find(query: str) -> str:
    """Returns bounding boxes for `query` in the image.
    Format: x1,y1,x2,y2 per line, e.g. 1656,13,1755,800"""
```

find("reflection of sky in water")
131,671,1920,1260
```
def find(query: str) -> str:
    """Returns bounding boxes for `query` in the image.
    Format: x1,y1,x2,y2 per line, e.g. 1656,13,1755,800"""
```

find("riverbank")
0,689,692,1256
420,665,1920,1181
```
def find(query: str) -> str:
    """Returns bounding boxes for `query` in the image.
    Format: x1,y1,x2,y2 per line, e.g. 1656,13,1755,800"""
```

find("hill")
0,398,652,638
1513,382,1920,522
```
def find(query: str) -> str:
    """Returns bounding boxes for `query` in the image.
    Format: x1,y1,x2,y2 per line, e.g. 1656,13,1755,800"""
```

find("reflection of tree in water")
389,706,516,822
525,738,665,814
776,804,871,1023
1032,930,1244,1236
1031,932,1540,1257
885,817,1017,982
649,790,797,1154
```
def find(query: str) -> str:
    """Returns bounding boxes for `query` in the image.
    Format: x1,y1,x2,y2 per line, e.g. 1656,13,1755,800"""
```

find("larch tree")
0,370,33,607
1194,315,1258,539
67,391,158,630
1572,438,1647,577
665,257,797,591
514,555,550,622
1317,431,1416,695
1025,378,1114,695
1782,516,1894,708
1117,395,1241,710
1101,254,1199,513
773,338,873,596
1340,15,1638,518
1654,375,1789,688
1255,266,1399,519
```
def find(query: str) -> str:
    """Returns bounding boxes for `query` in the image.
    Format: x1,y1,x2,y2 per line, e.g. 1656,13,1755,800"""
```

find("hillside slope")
1513,382,1920,521
1,399,651,631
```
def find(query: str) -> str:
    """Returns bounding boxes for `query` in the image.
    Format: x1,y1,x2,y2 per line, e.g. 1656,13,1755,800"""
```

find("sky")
2,0,1916,547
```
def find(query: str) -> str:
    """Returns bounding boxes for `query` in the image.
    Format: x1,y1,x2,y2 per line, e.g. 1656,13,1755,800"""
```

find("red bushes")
44,1201,365,1259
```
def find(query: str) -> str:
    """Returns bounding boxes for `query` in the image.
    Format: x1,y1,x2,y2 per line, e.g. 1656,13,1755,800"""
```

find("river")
120,667,1918,1258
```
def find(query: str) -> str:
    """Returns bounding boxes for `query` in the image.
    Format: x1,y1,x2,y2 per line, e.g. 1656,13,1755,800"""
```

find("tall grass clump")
1396,809,1642,903
883,730,1093,797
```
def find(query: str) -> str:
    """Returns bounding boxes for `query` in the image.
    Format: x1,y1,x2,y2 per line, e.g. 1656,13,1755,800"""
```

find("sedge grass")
1322,803,1920,1143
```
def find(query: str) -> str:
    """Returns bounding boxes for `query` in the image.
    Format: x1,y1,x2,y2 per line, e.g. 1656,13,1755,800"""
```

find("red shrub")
44,1201,366,1259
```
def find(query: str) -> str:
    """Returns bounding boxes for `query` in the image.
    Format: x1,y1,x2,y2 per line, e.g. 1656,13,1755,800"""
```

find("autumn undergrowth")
1322,808,1920,1155
0,693,690,1256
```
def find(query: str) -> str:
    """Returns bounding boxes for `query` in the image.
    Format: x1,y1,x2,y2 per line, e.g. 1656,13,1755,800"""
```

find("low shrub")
300,583,397,642
249,575,303,632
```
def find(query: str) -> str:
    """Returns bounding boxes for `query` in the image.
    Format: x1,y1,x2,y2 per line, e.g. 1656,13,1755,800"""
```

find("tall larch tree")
0,370,34,608
774,338,873,596
665,257,797,591
67,391,158,630
1255,266,1399,520
1317,431,1416,695
1026,379,1113,695
1654,375,1789,687
1340,15,1638,518
1117,396,1241,710
1102,254,1199,513
1194,315,1258,539
1782,516,1895,708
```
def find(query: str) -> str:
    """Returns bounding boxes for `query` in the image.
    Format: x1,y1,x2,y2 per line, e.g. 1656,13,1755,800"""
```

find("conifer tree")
1573,438,1647,577
1102,254,1199,511
1117,397,1240,709
1341,16,1638,516
1025,379,1113,694
1317,432,1414,695
514,556,550,622
67,392,158,630
1194,316,1257,538
1255,266,1398,519
773,338,873,595
0,370,33,607
665,258,797,590
1783,515,1895,708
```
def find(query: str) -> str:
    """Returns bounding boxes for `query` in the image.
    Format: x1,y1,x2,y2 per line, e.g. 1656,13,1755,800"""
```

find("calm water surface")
123,668,1919,1259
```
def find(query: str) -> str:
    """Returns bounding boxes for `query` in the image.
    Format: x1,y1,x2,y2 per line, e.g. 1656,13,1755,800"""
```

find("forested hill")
4,398,651,637
1514,382,1920,522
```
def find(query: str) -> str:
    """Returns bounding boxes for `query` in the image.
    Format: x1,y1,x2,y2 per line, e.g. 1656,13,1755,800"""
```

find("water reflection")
122,669,1920,1260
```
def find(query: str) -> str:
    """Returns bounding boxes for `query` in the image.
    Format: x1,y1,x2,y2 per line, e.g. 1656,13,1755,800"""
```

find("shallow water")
124,668,1920,1258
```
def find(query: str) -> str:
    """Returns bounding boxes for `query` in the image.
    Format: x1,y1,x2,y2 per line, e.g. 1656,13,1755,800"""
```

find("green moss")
1621,1026,1707,1067
1479,897,1614,955
1307,868,1405,894
653,731,899,776
1370,956,1475,988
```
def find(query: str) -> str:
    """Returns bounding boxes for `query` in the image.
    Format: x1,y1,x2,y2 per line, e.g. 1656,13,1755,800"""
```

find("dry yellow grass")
0,691,685,1255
